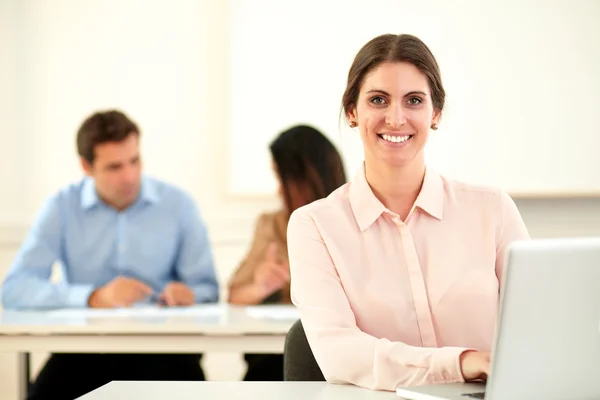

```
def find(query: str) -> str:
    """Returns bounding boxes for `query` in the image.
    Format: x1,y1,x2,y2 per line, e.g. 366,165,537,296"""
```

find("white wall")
0,0,27,226
229,0,600,197
1,1,600,399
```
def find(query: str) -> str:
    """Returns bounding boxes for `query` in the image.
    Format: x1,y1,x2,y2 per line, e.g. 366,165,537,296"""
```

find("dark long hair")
270,125,346,215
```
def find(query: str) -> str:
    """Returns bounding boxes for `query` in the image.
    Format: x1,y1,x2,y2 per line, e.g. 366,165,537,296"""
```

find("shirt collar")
80,177,100,210
349,164,387,232
413,166,444,221
349,163,444,231
80,175,160,210
139,177,160,205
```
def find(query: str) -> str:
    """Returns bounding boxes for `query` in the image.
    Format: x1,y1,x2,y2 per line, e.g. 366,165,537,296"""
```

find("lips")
377,134,414,144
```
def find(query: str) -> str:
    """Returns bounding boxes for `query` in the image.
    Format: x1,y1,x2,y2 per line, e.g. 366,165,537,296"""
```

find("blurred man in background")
1,109,219,399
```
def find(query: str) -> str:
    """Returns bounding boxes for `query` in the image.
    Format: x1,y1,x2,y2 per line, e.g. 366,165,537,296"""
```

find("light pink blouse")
287,164,529,391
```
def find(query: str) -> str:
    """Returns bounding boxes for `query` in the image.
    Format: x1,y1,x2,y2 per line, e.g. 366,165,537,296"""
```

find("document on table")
245,305,299,320
47,304,225,318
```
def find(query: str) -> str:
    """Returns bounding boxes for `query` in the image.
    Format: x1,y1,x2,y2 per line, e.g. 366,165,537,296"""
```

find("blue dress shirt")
1,176,219,309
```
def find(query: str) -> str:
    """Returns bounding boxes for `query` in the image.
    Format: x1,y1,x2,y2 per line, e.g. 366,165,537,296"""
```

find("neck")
104,199,129,212
97,192,135,212
364,157,425,219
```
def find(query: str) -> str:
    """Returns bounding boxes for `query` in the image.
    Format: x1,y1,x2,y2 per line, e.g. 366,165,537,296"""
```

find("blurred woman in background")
228,124,346,380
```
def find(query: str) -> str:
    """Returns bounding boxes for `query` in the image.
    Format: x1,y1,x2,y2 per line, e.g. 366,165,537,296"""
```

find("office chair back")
283,319,325,381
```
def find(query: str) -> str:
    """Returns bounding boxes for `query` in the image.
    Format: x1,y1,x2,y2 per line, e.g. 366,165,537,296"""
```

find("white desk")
77,382,399,400
0,304,298,400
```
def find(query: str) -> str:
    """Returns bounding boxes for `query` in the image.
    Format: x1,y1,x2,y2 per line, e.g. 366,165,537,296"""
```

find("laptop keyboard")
462,392,485,399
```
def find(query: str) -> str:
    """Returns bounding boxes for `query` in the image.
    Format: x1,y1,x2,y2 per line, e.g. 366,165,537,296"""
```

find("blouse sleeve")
495,190,530,286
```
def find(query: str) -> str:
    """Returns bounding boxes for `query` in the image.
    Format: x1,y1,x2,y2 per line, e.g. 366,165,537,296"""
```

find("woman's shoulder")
252,210,285,234
441,174,513,203
255,209,284,223
439,174,521,224
288,183,356,239
293,182,352,218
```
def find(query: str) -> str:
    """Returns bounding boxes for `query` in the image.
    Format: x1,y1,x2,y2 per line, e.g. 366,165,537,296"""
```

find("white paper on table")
245,305,299,320
47,304,225,318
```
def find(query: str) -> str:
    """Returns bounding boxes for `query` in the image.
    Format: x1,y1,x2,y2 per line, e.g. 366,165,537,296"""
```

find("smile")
377,134,413,144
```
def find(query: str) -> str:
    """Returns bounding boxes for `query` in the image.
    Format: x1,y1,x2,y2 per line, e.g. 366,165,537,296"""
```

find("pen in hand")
148,290,166,306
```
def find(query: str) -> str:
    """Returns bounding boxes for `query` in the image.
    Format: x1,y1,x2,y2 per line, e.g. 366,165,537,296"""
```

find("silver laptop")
396,237,600,400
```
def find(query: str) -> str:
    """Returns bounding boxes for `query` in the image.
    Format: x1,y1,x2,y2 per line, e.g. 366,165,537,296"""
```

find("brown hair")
76,110,140,164
341,34,445,118
270,125,346,215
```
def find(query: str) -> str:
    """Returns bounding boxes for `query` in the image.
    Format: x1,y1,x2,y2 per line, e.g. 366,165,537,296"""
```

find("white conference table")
77,381,399,400
0,304,298,400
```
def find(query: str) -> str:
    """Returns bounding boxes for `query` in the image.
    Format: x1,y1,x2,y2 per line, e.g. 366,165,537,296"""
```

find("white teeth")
382,134,411,143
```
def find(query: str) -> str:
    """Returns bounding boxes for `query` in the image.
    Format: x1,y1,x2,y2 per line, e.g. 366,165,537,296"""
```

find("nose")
121,165,138,186
385,102,407,128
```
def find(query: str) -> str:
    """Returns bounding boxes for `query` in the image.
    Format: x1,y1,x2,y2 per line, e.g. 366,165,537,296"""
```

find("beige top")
228,210,291,304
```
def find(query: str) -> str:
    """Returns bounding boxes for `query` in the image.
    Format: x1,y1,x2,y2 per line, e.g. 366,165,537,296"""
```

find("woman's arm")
495,190,530,286
228,214,288,305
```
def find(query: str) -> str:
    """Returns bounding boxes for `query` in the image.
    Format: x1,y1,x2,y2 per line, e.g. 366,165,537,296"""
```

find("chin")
380,155,415,168
117,192,137,206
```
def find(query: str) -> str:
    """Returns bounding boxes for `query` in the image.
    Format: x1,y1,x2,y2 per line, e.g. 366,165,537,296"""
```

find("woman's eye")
407,97,422,105
369,96,386,105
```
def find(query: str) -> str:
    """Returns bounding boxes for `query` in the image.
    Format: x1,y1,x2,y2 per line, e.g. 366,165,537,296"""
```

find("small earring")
431,123,438,130
349,121,357,128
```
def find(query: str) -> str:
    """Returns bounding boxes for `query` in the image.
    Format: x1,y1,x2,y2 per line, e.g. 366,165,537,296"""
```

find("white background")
229,0,600,196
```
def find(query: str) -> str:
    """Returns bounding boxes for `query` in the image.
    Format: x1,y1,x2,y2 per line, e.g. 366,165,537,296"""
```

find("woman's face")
347,61,441,170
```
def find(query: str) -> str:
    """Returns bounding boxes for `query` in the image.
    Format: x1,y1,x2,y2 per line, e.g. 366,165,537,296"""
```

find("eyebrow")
365,89,428,97
106,162,123,169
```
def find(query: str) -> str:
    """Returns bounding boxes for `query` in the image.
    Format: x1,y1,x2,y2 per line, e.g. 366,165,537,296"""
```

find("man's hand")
160,282,195,306
88,277,153,308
